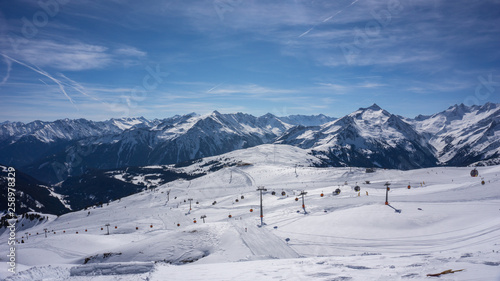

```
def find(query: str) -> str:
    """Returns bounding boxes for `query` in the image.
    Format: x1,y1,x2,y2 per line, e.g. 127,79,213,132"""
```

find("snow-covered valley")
1,144,499,280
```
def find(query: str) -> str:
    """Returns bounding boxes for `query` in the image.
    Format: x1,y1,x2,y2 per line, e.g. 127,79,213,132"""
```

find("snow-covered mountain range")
0,112,328,183
0,103,498,184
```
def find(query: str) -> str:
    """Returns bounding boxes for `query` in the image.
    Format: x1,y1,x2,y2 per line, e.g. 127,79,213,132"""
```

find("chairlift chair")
470,168,479,177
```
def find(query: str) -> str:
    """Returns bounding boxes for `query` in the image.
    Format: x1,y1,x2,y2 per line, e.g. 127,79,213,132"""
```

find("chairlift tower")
256,186,267,227
299,191,308,214
384,182,391,205
105,223,110,235
188,198,193,211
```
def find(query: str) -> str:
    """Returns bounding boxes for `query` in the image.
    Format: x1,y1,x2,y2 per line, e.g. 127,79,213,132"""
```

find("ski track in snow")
231,167,255,187
230,219,300,259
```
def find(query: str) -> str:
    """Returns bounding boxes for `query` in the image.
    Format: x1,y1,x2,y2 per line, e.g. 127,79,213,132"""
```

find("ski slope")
1,145,500,280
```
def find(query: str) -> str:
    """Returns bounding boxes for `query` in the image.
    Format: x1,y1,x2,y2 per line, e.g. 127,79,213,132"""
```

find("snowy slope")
1,144,499,280
3,145,320,212
175,144,323,173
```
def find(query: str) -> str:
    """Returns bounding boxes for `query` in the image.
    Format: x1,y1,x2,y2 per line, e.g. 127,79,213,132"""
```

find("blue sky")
1,0,499,122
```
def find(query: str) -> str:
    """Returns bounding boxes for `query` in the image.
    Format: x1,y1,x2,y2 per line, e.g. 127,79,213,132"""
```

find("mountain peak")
211,110,222,116
261,113,276,119
446,103,470,116
367,103,382,111
185,112,198,118
351,104,390,119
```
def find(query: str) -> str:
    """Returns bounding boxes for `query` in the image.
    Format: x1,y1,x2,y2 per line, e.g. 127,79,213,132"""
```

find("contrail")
0,56,11,85
322,0,360,24
39,78,50,86
207,82,225,93
298,27,314,38
0,53,75,104
298,0,360,38
1,54,106,107
58,73,105,104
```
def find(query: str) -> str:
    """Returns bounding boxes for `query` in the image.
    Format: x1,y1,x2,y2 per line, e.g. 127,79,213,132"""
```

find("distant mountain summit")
0,103,499,184
277,104,437,169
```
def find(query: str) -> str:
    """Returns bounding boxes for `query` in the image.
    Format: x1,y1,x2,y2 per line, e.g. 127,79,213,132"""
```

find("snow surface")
1,145,500,280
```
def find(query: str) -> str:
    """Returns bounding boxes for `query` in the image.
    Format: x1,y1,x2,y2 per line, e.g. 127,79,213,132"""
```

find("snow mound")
70,262,154,276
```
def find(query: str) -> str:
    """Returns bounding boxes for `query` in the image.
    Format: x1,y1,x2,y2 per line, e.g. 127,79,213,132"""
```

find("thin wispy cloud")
357,82,386,88
4,39,149,71
315,83,348,93
114,47,147,58
10,40,111,71
207,84,297,96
